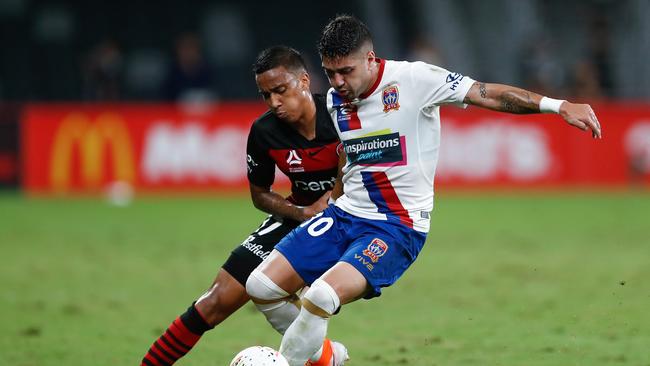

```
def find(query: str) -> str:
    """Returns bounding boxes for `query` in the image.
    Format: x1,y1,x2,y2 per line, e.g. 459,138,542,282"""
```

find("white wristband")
327,197,336,205
539,97,565,114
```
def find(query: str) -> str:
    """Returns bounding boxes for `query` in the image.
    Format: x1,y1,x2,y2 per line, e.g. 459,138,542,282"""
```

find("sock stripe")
155,339,183,359
169,318,200,345
148,348,172,366
153,342,177,363
141,355,156,366
160,334,186,356
140,304,209,366
165,329,191,351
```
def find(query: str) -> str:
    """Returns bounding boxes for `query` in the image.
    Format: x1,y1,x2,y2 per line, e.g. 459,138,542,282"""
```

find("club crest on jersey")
363,238,388,263
382,85,400,113
286,150,304,172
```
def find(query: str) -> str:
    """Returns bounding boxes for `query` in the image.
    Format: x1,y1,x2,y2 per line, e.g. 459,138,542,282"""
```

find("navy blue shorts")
275,205,427,298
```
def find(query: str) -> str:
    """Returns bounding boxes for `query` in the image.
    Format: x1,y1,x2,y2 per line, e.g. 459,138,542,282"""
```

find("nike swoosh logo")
308,147,327,156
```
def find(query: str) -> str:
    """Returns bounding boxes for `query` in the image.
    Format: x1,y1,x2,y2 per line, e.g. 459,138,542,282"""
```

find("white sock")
310,345,324,362
246,270,300,335
254,300,300,335
280,279,340,366
280,307,329,366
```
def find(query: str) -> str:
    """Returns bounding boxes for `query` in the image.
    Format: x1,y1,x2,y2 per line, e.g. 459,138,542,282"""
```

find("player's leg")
247,207,351,365
247,249,350,366
280,262,367,366
245,249,305,334
194,268,250,325
141,269,249,366
195,215,297,327
246,209,344,334
141,216,293,366
280,214,428,366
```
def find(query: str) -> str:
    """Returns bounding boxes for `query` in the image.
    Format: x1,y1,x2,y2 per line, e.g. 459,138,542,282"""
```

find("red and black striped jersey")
246,94,340,206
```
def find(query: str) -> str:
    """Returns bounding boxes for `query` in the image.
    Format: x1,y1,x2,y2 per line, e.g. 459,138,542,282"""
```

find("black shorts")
222,215,299,286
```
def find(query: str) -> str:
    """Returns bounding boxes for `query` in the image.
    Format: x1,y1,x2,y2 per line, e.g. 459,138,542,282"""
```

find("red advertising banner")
437,103,650,188
22,102,650,194
22,103,269,194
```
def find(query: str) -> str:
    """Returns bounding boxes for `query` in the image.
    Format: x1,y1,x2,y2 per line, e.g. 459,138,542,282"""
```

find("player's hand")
559,102,602,139
301,191,332,221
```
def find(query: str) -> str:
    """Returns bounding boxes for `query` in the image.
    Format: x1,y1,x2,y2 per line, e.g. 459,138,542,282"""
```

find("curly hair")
317,15,373,59
253,46,307,75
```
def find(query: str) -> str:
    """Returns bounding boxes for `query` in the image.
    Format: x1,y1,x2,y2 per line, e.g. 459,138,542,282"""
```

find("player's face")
256,66,310,122
322,48,376,100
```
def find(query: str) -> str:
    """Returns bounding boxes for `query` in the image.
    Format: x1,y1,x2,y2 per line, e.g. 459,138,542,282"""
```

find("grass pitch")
1,191,648,365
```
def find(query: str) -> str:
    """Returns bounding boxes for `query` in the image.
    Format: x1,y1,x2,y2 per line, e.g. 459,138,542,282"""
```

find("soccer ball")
229,346,289,366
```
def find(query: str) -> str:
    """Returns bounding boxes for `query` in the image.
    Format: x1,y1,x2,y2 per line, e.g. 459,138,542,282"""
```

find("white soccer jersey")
327,59,475,232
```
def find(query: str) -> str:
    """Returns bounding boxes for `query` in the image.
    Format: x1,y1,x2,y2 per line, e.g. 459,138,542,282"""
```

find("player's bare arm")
250,183,330,222
463,82,602,139
331,150,346,201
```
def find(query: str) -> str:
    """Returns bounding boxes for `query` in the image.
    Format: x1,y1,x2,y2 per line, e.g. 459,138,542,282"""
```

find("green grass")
1,191,649,366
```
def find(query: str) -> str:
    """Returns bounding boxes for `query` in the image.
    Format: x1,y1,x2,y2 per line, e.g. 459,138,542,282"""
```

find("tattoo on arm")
479,83,487,98
499,90,537,114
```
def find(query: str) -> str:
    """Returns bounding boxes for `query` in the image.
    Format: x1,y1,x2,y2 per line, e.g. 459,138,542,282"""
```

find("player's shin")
140,303,212,366
246,269,300,334
280,279,340,366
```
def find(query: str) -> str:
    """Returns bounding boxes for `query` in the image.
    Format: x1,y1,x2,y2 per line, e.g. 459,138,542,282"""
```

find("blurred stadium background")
1,0,649,365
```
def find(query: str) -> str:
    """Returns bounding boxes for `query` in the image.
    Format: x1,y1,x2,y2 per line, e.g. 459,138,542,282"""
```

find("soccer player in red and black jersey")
140,46,347,366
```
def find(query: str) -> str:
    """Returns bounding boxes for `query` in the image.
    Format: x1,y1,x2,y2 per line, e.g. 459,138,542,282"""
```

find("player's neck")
293,99,317,141
360,60,380,98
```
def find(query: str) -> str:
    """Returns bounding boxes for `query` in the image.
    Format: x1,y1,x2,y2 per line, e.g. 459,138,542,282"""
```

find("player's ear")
366,50,376,69
299,71,310,90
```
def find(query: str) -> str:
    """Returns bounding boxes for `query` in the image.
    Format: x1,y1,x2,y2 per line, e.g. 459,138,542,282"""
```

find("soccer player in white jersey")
246,15,602,366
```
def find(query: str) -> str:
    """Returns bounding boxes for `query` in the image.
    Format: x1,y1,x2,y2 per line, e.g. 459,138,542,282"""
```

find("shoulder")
391,60,448,78
381,60,446,87
313,93,327,109
323,89,336,110
395,60,459,90
250,109,280,136
314,93,333,118
314,93,338,139
383,59,418,75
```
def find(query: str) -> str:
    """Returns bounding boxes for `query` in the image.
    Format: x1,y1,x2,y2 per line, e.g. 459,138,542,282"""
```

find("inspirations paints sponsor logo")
343,132,407,166
49,112,135,193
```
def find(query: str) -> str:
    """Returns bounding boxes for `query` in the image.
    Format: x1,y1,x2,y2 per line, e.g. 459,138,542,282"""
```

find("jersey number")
300,212,334,237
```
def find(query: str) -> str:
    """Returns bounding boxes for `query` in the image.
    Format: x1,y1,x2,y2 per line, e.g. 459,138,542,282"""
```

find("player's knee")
302,279,340,317
245,269,288,302
195,295,221,326
195,285,239,326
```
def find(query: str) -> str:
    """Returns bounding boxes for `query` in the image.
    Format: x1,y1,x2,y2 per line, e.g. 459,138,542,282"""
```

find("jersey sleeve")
409,61,475,108
246,124,276,188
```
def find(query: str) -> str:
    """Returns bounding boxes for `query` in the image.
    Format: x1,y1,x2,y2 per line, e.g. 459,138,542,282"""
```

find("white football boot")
305,339,349,366
330,340,350,366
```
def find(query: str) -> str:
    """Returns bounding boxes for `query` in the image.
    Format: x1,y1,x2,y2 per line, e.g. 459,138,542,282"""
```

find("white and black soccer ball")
229,346,289,366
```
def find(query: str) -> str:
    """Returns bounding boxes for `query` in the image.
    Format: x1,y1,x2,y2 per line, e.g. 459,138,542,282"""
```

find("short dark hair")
253,46,307,75
317,15,373,59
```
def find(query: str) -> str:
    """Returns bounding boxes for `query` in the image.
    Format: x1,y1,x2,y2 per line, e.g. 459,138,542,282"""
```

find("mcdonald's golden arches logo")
50,112,135,192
